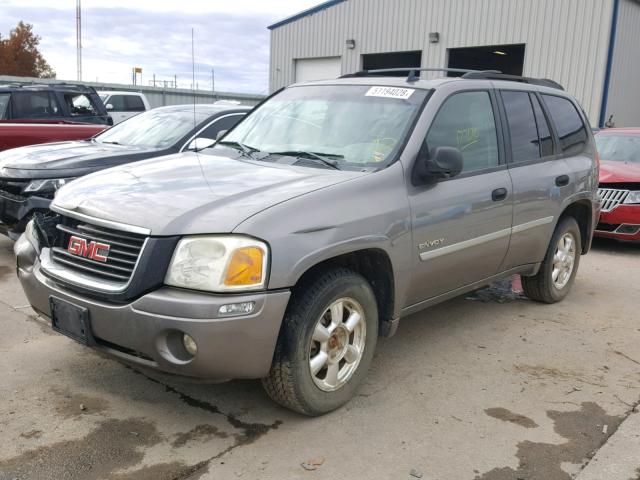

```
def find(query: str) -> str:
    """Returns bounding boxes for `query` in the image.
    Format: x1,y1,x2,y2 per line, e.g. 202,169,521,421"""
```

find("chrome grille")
51,216,147,284
598,187,629,213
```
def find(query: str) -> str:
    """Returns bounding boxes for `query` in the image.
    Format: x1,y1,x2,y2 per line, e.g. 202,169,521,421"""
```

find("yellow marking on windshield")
457,127,480,151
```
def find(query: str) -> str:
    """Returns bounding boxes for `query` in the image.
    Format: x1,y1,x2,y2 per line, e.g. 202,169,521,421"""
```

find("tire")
522,216,581,303
262,267,378,416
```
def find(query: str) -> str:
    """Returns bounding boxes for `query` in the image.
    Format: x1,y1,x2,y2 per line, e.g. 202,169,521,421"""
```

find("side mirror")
412,145,464,185
105,103,114,111
216,129,228,141
187,137,216,151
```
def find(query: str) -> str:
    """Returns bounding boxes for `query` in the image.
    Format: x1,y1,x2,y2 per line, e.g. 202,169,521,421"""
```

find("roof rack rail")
0,81,95,92
341,67,501,82
461,71,564,90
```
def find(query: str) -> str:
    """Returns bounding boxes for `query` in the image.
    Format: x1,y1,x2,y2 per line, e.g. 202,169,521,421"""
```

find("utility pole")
76,0,82,81
211,68,215,94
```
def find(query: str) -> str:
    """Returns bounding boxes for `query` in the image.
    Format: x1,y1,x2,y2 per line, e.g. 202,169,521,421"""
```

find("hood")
0,141,159,178
599,160,640,184
52,151,365,235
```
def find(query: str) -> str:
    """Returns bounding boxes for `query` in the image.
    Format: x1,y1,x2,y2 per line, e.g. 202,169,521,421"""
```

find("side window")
530,94,554,157
124,95,145,112
501,90,541,162
106,95,126,111
426,91,499,173
542,94,588,155
64,93,99,116
199,114,245,139
12,92,61,118
0,93,10,119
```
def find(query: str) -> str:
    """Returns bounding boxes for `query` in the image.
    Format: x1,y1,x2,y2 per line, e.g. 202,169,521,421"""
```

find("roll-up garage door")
294,57,342,82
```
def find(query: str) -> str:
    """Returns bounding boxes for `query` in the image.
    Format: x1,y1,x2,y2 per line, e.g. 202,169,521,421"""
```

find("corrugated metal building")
269,0,640,127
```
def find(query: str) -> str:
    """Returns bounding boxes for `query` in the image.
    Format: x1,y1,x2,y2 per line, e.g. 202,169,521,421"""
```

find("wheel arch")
559,199,594,254
291,248,396,337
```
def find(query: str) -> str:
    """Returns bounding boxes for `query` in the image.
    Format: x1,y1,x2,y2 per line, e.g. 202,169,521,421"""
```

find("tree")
0,22,56,78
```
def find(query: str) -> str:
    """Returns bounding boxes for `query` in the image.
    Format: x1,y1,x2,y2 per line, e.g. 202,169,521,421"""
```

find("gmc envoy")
15,70,599,415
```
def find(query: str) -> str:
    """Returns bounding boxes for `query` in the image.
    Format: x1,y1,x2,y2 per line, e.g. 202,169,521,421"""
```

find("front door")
405,89,513,306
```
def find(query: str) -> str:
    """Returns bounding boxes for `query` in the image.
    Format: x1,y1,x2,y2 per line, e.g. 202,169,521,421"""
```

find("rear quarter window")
542,94,588,155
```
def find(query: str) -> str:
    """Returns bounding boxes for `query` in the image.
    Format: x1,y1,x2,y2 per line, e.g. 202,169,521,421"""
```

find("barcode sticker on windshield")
365,86,415,99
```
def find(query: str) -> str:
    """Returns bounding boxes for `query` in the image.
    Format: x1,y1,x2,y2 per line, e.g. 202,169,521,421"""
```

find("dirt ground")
0,235,639,480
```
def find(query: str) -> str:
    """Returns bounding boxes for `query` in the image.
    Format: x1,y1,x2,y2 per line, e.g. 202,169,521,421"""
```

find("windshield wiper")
100,141,120,145
269,151,342,170
217,140,260,159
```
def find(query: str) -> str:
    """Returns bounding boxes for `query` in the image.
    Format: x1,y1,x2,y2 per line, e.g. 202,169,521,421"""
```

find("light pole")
76,0,82,81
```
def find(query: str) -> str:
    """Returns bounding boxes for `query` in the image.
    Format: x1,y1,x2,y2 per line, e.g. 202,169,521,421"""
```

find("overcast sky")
0,0,321,94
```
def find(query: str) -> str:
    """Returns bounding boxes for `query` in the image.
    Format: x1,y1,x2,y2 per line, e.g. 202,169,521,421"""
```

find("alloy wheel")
308,297,367,392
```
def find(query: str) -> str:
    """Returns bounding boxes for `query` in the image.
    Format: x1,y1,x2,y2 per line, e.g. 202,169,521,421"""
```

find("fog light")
182,333,198,356
218,301,255,317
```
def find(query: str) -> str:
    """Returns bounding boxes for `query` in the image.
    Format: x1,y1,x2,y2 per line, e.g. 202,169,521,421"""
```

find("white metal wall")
605,0,640,127
269,0,616,125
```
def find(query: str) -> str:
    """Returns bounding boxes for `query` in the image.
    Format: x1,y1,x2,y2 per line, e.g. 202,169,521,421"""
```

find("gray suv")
15,70,599,415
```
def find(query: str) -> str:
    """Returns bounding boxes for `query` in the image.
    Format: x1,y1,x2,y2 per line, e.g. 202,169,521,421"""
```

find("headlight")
23,178,75,194
165,235,268,293
623,191,640,204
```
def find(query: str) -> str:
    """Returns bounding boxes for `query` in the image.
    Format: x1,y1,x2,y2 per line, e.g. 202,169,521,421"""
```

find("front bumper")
0,190,51,239
595,205,640,242
15,234,290,379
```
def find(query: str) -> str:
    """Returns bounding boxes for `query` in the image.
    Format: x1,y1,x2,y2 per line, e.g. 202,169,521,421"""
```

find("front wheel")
522,216,581,303
262,268,378,416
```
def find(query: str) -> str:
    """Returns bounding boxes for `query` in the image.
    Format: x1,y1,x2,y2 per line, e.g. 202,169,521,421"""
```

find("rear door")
405,89,513,305
498,90,588,269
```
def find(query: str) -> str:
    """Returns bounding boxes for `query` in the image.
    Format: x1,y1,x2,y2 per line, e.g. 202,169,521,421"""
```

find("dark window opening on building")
362,51,422,76
447,44,525,76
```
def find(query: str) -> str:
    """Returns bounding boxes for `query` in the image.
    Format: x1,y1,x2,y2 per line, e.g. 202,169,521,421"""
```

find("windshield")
220,85,428,168
595,134,640,163
96,108,210,148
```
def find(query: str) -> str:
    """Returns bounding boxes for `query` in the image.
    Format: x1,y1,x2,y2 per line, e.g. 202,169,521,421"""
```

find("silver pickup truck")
15,70,599,415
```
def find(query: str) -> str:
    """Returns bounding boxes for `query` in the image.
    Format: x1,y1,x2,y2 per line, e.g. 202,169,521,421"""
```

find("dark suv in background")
0,84,112,125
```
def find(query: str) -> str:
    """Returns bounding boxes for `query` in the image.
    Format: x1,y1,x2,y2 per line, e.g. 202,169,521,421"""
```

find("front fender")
233,162,413,319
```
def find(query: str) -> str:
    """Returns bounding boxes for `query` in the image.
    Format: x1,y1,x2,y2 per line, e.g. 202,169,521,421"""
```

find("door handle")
492,188,508,201
555,175,570,187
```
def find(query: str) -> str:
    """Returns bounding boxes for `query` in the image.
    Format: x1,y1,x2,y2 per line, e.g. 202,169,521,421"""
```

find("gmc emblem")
67,235,110,263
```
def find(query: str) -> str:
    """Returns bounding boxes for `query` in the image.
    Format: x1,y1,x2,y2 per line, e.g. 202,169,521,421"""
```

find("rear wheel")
522,216,581,303
262,268,378,416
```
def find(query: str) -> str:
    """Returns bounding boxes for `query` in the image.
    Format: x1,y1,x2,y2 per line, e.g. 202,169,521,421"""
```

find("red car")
0,120,107,151
595,128,640,242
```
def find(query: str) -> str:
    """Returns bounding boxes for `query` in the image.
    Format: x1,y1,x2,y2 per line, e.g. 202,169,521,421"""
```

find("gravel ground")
0,235,639,480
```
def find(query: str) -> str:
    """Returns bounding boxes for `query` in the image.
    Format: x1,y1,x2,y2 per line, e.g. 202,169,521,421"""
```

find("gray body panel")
234,161,414,311
16,76,599,380
406,169,514,304
53,151,365,235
